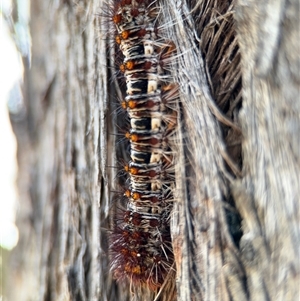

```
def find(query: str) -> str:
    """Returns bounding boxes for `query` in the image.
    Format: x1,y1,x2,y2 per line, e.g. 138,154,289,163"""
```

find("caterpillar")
108,0,178,294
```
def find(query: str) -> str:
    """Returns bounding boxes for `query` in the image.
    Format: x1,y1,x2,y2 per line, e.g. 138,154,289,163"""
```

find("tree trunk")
6,0,299,300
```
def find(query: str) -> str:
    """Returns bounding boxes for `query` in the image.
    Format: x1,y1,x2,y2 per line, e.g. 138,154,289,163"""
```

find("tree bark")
6,0,299,300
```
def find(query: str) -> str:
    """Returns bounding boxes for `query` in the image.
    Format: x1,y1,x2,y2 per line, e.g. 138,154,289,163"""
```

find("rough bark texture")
233,0,300,299
5,0,299,300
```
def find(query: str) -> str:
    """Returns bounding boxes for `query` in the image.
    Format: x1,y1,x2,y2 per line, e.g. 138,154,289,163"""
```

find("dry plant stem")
162,0,246,300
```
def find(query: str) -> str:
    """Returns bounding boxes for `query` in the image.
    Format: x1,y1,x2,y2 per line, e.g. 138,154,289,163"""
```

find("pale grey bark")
233,0,300,300
7,1,110,300
6,0,299,300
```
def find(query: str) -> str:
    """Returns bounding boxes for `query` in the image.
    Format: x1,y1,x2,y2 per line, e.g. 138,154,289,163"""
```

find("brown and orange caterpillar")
107,0,179,293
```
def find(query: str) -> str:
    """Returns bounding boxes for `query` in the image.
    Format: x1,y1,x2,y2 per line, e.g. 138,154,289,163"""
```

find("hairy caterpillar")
107,0,178,294
100,0,244,299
